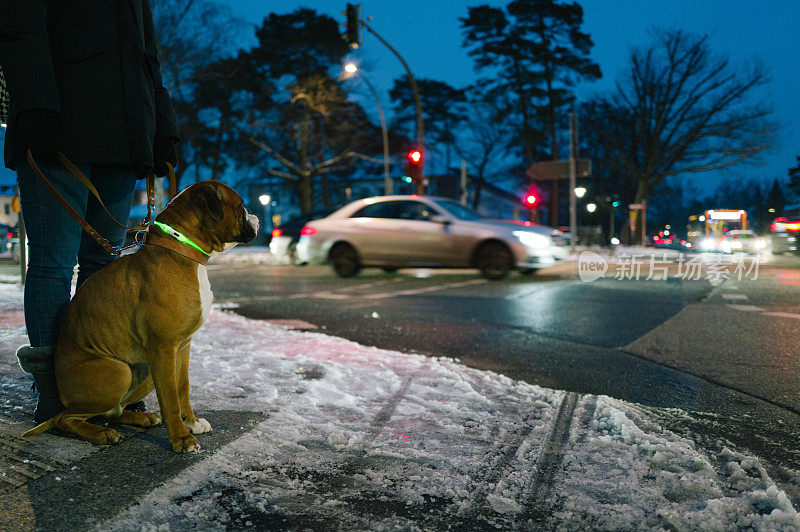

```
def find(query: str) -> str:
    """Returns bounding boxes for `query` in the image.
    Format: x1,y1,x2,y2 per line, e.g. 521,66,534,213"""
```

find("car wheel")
476,241,512,280
330,243,361,278
519,268,538,275
381,267,399,273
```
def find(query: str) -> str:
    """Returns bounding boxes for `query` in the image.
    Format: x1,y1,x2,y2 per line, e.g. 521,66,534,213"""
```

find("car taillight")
770,224,777,232
786,222,800,232
271,228,282,237
300,226,317,237
5,232,11,239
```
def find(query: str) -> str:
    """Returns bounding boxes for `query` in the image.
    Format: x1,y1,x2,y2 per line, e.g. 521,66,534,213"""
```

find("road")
207,253,800,486
2,251,800,528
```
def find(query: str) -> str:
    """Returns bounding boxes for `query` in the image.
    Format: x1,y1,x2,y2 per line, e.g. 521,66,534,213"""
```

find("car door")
384,200,454,265
345,201,408,263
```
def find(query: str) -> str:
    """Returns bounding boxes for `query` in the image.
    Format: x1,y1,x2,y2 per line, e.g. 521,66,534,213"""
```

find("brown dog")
24,181,258,452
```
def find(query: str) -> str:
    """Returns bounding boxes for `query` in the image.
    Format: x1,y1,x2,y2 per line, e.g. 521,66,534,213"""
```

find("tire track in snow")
452,390,568,526
523,391,580,521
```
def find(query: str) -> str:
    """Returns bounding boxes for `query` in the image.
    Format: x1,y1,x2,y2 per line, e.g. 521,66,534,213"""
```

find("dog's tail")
23,418,56,437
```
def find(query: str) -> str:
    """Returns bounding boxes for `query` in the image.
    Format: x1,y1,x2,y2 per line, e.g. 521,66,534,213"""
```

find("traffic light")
403,148,423,185
343,3,361,49
522,187,539,208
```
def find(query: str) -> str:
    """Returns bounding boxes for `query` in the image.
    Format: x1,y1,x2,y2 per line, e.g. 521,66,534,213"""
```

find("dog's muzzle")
238,210,259,243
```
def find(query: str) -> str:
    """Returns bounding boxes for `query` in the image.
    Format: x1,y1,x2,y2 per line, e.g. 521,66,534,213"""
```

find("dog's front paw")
170,433,200,453
184,417,212,434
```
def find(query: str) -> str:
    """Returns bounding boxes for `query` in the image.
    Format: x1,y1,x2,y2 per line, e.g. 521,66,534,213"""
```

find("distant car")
296,195,558,279
768,217,799,254
269,210,335,265
718,230,768,254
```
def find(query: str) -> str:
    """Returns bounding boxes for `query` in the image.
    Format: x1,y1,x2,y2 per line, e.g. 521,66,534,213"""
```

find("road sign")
628,203,644,210
526,159,591,181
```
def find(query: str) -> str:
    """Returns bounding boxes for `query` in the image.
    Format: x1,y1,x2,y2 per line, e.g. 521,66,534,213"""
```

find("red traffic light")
524,194,537,207
407,149,422,164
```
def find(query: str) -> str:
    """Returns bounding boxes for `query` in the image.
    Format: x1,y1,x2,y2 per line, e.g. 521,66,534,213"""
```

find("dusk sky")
225,0,800,194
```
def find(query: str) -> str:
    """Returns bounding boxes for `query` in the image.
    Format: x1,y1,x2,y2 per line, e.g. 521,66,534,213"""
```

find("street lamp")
258,194,272,239
586,203,597,213
574,186,586,199
343,62,392,195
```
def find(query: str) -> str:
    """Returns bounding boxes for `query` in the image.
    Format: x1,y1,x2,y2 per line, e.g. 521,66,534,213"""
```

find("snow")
0,271,798,529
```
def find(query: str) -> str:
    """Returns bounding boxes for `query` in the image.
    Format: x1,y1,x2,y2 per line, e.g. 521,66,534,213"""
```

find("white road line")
726,304,766,312
308,292,353,299
361,279,489,299
721,293,749,301
331,278,405,293
761,312,800,320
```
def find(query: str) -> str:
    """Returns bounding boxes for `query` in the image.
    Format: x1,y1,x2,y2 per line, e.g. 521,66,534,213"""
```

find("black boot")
124,401,146,412
16,345,66,423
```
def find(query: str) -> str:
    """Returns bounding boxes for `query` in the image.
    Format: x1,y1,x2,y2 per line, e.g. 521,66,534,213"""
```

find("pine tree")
460,0,600,165
789,156,800,198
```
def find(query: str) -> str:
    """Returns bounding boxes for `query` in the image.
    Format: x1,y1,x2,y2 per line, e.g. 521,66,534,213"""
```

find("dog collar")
153,221,211,257
144,222,211,265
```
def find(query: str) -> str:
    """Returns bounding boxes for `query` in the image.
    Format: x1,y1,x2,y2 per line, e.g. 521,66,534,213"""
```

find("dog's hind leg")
108,364,161,428
114,374,161,428
54,354,133,444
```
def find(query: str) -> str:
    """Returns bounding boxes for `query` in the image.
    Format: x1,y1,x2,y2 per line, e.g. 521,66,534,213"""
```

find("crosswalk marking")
725,304,765,312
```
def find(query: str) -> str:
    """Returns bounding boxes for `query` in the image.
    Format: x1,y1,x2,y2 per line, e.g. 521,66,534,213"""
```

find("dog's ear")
193,184,224,223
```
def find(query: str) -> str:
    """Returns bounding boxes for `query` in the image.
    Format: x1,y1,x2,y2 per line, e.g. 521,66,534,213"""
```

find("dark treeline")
152,0,790,230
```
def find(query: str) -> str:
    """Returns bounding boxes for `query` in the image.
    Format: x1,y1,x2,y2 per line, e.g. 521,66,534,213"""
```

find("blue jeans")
17,161,138,347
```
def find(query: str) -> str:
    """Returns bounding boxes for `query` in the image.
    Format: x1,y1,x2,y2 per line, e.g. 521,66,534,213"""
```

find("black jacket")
0,0,179,170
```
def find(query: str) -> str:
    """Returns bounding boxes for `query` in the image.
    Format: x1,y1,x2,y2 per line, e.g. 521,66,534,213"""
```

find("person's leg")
16,160,90,421
76,165,146,412
75,165,138,288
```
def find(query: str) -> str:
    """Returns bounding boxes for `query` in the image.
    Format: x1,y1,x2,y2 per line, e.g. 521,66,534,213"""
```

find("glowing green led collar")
153,221,211,257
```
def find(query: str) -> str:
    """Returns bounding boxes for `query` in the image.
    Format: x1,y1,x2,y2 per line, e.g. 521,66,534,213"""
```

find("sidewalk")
0,255,799,529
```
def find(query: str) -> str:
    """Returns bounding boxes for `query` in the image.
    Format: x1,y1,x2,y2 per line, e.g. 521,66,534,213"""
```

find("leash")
26,149,175,256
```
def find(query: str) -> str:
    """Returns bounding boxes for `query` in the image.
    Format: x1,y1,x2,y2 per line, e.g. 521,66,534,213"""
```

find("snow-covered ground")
0,271,798,529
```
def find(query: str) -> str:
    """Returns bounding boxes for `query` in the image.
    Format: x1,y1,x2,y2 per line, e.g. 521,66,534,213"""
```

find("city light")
344,62,358,74
586,203,597,213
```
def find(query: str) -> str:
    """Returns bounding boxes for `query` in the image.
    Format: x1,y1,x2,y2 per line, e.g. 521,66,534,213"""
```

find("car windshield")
430,199,483,221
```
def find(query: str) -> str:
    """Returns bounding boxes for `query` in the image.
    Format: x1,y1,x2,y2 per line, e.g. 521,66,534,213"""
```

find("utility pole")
359,17,425,194
569,113,578,252
460,159,468,205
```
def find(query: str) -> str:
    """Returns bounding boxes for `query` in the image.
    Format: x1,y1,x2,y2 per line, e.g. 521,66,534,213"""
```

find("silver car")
296,195,557,279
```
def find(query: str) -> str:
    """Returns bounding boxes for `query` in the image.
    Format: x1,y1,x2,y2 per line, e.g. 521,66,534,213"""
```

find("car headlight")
700,238,716,250
754,239,767,249
513,231,550,248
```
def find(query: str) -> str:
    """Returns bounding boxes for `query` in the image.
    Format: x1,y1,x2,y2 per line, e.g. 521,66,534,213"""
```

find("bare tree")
151,0,245,186
454,86,514,209
584,29,774,204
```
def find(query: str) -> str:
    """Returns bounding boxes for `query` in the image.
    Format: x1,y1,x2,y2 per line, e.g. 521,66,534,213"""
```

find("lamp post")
358,18,425,192
258,194,272,242
344,63,391,195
